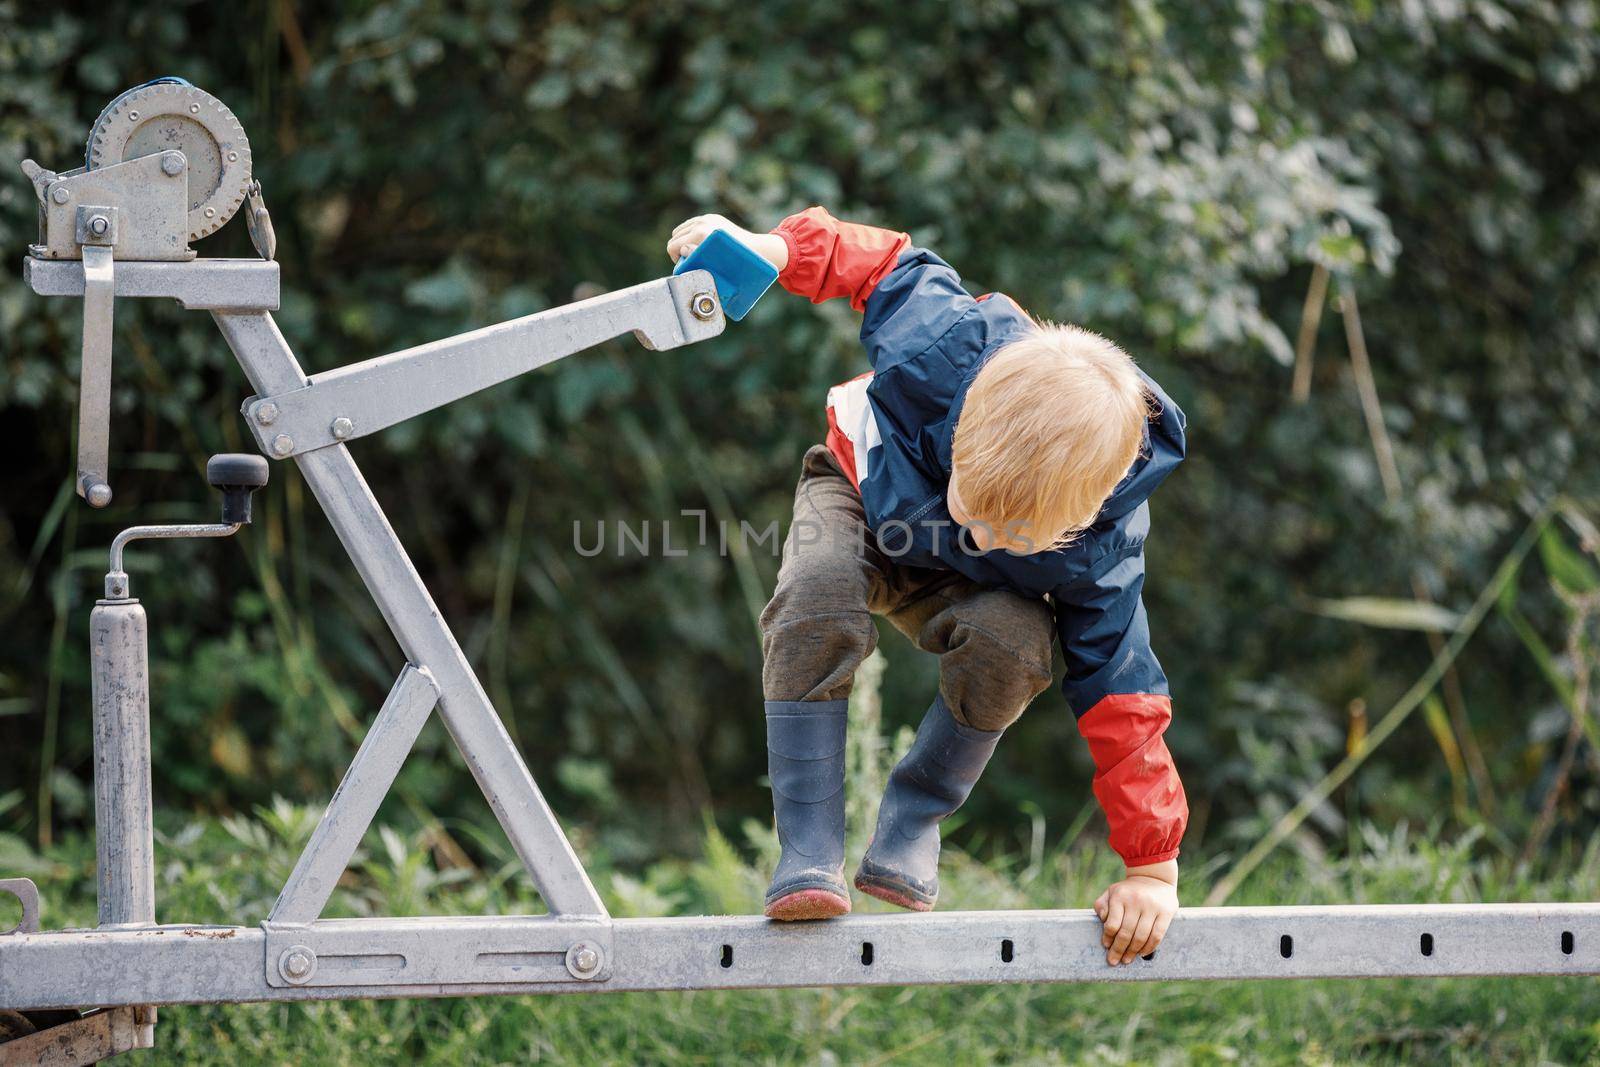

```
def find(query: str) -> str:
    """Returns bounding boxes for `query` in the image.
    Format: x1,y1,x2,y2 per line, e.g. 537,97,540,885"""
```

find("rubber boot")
854,695,1001,911
763,699,851,921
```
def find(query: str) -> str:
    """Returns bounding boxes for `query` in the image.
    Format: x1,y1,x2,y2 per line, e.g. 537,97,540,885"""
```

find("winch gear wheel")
86,80,253,242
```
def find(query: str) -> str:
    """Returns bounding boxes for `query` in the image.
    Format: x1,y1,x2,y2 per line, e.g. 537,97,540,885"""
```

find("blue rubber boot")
764,700,851,921
855,696,1001,911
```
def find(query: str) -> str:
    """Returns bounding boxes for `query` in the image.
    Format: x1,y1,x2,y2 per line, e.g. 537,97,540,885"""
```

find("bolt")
330,416,354,440
189,103,200,114
50,186,70,204
161,152,185,176
691,291,718,320
128,110,139,121
566,941,603,979
254,402,279,426
279,945,316,983
88,214,110,236
85,482,112,508
272,434,294,457
204,207,216,218
226,151,238,163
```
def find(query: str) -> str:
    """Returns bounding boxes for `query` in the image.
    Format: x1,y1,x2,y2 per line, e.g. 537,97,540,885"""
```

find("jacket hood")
1095,371,1187,522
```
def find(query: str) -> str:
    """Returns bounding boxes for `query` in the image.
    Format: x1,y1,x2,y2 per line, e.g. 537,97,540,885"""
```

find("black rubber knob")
206,453,270,524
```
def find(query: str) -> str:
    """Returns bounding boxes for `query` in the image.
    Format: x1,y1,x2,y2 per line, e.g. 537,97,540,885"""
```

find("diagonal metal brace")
241,270,724,459
269,665,441,927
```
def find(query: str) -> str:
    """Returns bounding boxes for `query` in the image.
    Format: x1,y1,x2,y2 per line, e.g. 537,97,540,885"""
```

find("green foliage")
0,2,1597,887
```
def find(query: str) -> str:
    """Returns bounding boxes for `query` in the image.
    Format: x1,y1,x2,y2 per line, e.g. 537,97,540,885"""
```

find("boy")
668,208,1187,966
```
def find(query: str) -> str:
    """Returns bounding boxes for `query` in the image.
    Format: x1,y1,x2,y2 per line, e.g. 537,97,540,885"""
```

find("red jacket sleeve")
771,207,910,311
1056,551,1187,867
1075,694,1187,867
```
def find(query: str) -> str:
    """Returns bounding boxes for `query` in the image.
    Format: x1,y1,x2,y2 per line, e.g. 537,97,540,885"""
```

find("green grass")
7,806,1599,1066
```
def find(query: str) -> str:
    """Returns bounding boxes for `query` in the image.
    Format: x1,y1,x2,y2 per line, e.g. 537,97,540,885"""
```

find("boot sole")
764,888,852,921
854,871,935,912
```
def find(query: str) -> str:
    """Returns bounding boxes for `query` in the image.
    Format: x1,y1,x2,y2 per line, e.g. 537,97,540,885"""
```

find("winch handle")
206,453,270,524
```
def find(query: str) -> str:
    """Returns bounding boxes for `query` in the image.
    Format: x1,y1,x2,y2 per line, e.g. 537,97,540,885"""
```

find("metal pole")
87,595,158,1047
88,600,154,928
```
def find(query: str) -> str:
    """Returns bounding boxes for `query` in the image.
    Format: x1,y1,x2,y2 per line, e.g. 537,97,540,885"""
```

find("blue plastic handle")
671,229,779,321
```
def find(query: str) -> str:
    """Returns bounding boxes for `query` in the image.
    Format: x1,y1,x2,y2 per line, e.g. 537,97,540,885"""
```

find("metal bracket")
77,244,115,508
261,916,612,989
244,181,276,261
0,879,40,935
240,270,724,458
24,256,280,311
75,205,119,246
27,151,192,262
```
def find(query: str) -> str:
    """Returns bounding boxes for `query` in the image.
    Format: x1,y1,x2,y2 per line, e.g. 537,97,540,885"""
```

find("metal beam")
269,666,440,926
3,905,1596,1011
23,256,279,311
238,270,723,457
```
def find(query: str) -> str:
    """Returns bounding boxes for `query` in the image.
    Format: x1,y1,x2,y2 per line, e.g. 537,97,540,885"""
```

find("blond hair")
951,323,1149,551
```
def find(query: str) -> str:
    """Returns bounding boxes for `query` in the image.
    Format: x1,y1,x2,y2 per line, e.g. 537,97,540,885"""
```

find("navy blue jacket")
774,207,1188,866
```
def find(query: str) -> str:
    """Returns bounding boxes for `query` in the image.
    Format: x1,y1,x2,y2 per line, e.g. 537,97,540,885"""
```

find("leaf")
1303,596,1464,632
1539,527,1599,595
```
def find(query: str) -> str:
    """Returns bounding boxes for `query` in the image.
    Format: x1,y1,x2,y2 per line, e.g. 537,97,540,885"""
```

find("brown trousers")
760,446,1056,731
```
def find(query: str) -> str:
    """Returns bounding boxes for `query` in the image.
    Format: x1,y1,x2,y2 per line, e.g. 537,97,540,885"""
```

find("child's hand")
667,214,789,271
1093,860,1178,966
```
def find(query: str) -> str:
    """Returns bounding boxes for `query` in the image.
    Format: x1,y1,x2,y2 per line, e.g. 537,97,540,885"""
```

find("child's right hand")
667,214,789,271
1093,859,1179,965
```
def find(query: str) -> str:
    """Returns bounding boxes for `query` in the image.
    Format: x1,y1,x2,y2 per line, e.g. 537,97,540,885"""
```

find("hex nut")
50,186,70,204
271,434,294,457
161,152,186,177
254,402,279,426
691,292,718,320
330,416,354,440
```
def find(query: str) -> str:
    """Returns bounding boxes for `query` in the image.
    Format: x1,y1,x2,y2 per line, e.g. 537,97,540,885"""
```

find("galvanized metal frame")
4,906,1599,1011
6,254,1600,1023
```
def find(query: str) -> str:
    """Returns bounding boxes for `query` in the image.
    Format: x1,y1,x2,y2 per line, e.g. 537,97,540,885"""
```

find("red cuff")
1076,693,1188,867
1121,847,1181,869
771,206,910,311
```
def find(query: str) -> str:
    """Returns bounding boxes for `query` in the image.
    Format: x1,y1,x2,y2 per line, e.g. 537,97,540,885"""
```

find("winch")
19,78,275,510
